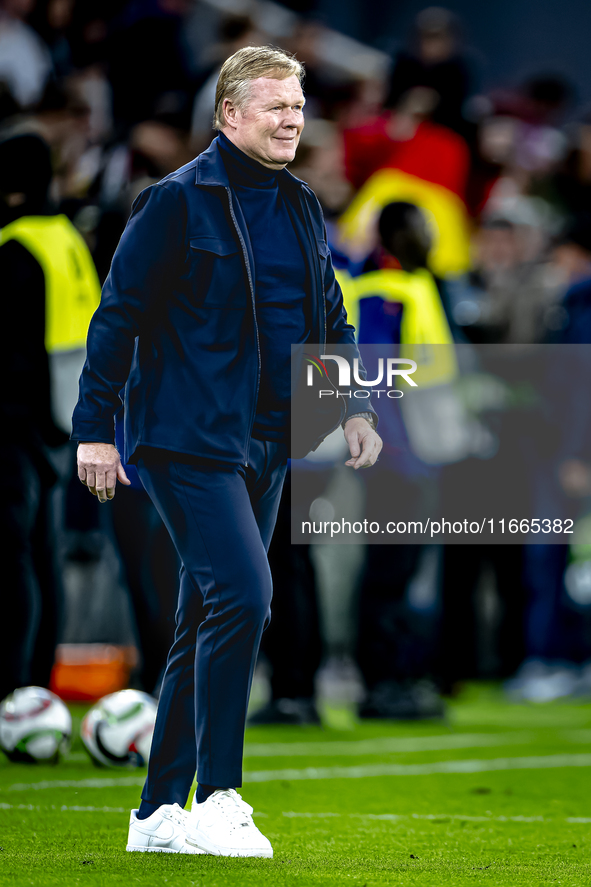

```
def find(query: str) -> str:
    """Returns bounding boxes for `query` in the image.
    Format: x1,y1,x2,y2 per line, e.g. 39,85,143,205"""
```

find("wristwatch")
343,411,377,431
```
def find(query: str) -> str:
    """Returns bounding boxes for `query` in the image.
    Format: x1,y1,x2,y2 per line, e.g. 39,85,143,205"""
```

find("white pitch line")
1,803,590,825
282,811,591,825
243,732,533,758
561,729,591,744
59,729,590,765
6,753,591,793
0,803,127,812
242,753,591,783
7,776,146,792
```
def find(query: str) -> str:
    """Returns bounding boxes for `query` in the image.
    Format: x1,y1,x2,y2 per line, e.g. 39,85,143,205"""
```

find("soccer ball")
81,689,157,768
0,686,72,763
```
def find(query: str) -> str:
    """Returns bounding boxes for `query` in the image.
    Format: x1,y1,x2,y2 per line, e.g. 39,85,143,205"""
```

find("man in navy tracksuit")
72,46,381,857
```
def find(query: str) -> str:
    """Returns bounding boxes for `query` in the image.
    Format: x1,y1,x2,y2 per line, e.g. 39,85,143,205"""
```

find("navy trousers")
135,438,287,807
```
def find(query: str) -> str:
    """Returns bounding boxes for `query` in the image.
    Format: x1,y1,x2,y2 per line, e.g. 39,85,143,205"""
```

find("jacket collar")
194,134,306,192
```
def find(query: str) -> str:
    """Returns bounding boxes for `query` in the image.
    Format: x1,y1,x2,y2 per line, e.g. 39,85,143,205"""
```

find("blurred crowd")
3,0,591,721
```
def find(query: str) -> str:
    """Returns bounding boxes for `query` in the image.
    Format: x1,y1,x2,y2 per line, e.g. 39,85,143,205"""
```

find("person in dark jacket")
386,6,473,139
0,134,62,702
0,133,98,702
72,45,381,858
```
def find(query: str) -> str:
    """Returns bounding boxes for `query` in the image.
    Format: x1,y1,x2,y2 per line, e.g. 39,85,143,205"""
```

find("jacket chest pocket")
317,239,329,278
187,236,247,308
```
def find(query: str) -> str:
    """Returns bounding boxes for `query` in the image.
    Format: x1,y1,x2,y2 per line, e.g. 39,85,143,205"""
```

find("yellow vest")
0,214,101,353
337,265,458,387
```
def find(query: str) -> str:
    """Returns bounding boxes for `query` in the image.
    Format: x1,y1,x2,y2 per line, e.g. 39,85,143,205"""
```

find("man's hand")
77,443,131,503
343,417,382,470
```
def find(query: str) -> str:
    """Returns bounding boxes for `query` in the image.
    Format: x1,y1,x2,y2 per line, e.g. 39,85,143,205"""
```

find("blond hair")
214,45,304,131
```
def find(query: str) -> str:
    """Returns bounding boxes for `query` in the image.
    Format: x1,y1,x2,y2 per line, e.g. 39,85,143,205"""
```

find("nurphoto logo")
305,353,418,399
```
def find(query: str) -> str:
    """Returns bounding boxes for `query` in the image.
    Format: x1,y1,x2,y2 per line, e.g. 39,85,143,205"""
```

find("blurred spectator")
0,133,100,699
0,0,52,109
550,116,591,217
342,86,469,195
463,116,506,219
343,202,456,350
449,212,561,344
1,79,97,203
288,20,369,125
0,80,19,124
248,476,325,726
107,0,193,129
190,13,260,151
28,0,76,79
386,6,474,138
532,215,591,697
483,216,591,702
348,202,455,719
65,1,113,71
129,118,193,184
550,212,591,341
0,131,100,431
110,481,180,695
89,114,194,280
339,85,471,278
286,118,352,217
482,75,572,213
438,544,526,694
255,201,454,723
111,418,180,696
491,75,573,130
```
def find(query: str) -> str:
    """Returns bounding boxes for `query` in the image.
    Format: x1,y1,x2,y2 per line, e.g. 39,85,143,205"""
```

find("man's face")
223,74,305,169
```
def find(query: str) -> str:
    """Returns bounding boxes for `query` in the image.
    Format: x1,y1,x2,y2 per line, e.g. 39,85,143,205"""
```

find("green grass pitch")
1,685,590,886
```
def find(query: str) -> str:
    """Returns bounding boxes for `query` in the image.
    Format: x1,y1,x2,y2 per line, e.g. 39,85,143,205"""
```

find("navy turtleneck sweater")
218,132,310,441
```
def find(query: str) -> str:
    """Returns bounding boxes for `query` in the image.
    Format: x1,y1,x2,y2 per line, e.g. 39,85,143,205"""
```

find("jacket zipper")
226,182,334,463
225,186,260,467
300,194,345,450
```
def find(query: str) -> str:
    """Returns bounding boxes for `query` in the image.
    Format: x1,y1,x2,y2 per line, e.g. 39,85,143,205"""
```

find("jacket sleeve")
71,183,185,444
323,227,378,426
324,240,357,349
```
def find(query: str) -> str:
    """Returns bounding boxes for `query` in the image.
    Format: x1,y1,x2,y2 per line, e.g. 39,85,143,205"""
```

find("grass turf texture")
1,685,590,886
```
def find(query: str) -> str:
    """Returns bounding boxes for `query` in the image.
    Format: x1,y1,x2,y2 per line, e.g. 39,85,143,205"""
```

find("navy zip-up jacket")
71,135,372,465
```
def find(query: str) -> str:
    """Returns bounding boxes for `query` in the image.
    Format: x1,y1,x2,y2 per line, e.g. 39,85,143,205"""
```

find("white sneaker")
127,803,205,853
185,789,273,858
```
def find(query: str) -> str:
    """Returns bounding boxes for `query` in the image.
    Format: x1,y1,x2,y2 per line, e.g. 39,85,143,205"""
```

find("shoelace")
163,803,189,828
211,790,254,828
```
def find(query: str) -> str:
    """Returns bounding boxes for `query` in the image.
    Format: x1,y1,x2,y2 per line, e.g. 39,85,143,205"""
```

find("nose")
282,107,303,130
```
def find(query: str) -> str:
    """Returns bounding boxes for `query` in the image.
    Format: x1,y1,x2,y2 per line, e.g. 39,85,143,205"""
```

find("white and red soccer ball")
81,689,157,768
0,686,72,762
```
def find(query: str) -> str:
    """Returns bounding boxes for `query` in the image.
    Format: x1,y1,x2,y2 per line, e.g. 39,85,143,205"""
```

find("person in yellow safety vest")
337,200,457,391
0,143,101,435
345,201,455,720
0,133,100,702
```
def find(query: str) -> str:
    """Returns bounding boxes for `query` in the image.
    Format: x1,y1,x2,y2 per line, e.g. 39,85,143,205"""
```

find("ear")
222,98,240,131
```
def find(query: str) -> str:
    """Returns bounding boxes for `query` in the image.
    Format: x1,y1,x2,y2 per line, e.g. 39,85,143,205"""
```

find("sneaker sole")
185,835,272,858
126,844,204,854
